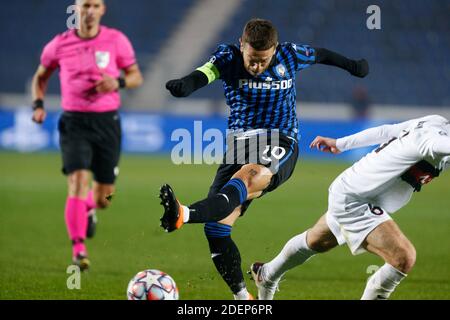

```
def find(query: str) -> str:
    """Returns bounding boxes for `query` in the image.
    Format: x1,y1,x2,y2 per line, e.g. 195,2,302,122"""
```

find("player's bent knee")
232,164,272,194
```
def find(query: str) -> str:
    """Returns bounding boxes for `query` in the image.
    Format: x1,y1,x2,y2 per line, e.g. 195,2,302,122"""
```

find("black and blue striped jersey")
198,43,316,139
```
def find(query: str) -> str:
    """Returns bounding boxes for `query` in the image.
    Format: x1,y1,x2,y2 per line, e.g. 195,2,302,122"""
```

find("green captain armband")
196,62,220,84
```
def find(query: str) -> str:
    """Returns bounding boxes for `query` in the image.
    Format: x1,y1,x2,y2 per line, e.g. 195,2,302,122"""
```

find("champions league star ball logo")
95,51,110,69
276,64,286,78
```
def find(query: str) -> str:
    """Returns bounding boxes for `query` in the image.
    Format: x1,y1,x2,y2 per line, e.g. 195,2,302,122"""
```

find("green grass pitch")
0,152,449,300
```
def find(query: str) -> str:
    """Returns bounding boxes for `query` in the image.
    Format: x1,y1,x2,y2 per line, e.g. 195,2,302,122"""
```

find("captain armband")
196,62,220,84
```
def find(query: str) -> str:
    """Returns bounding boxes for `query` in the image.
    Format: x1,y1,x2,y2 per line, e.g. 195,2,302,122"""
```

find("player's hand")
32,108,47,124
351,59,369,78
95,73,119,93
166,79,190,98
310,136,341,154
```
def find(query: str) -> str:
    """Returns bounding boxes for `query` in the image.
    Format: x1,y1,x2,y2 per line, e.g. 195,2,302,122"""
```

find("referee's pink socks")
85,190,97,211
65,197,88,257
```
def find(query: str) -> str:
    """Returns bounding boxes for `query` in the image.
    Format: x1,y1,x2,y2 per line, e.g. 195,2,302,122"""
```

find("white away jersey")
333,115,450,200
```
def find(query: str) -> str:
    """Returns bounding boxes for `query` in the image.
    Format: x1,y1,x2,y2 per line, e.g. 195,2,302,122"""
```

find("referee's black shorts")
208,130,299,216
58,111,121,184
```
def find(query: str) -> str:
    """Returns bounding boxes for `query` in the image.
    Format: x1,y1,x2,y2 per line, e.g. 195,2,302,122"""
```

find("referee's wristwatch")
32,99,44,111
117,77,126,89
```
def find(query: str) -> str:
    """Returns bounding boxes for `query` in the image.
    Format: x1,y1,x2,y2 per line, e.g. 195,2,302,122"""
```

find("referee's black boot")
72,253,90,272
86,209,97,239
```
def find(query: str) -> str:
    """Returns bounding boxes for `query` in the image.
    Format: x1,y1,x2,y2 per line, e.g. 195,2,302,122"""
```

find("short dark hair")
242,18,278,50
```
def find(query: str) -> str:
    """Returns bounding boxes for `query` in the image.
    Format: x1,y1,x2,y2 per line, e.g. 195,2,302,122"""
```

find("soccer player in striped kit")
31,0,143,270
161,18,368,299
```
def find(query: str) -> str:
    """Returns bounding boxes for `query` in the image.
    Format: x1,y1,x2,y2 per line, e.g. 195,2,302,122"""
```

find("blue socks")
188,178,247,223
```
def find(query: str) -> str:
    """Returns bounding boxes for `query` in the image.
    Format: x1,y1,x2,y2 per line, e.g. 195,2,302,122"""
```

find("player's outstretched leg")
159,164,271,232
251,215,338,299
361,220,415,300
159,178,248,232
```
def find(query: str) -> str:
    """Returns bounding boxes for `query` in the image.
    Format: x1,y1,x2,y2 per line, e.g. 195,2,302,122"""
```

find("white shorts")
326,182,392,255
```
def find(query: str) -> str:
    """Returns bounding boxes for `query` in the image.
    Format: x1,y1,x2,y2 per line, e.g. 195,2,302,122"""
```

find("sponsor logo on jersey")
238,78,293,90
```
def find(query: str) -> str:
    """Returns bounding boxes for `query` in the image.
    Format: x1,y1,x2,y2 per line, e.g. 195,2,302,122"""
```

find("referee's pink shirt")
41,26,137,112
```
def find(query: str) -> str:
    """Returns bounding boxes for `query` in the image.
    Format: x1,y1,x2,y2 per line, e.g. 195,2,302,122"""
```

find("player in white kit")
250,115,450,300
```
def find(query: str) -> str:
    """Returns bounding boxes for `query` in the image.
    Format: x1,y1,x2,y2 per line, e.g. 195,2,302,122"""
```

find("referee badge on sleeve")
95,51,110,69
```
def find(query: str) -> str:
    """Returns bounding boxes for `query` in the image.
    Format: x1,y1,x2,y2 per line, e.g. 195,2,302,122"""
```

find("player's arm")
310,136,341,154
166,45,230,98
165,68,210,98
31,64,54,124
310,120,418,153
314,47,369,78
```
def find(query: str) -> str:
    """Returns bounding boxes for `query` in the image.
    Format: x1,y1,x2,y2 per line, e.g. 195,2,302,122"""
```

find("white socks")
361,263,407,300
259,231,407,300
263,231,317,282
182,205,190,223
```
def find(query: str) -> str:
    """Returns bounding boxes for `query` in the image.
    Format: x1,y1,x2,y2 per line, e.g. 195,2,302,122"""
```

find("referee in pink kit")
31,0,143,270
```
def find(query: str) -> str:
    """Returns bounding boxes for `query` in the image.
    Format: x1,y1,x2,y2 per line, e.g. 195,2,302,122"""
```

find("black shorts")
58,111,122,184
208,130,299,215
